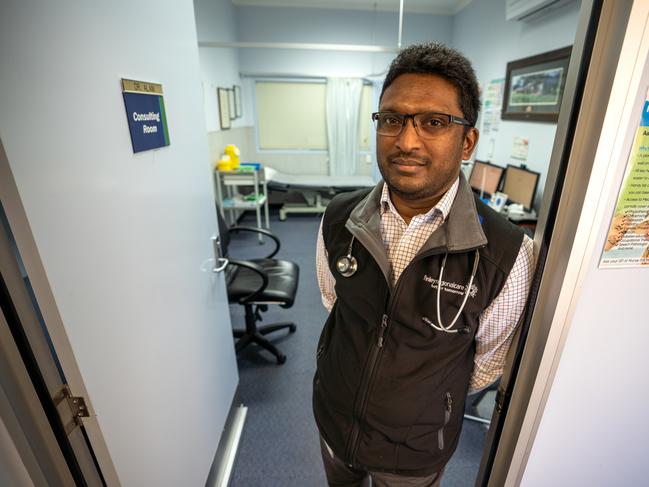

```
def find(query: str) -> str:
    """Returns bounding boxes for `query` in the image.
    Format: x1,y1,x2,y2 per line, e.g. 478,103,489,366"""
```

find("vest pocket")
437,392,453,450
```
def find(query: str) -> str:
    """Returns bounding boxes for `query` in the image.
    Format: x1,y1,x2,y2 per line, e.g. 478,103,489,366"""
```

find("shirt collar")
380,177,460,223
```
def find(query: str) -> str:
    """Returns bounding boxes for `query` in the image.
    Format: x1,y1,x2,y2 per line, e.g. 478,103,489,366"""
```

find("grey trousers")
320,439,443,487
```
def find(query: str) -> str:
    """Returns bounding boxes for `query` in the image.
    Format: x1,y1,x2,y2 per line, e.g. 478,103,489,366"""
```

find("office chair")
216,208,299,364
464,379,500,426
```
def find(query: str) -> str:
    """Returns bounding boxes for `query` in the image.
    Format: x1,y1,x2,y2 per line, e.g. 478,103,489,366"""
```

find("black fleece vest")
313,186,525,476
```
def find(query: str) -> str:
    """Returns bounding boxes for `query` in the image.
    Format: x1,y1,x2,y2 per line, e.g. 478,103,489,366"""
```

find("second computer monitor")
469,160,504,197
502,165,540,211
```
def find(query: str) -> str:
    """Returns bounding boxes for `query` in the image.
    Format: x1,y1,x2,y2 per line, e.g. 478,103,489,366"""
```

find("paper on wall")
481,78,504,137
511,136,529,162
600,89,649,268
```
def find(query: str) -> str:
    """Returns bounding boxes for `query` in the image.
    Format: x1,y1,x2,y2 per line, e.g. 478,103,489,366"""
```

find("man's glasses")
371,111,473,139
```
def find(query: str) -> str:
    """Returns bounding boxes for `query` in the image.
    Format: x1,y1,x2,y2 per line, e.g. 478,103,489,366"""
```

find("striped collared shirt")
315,178,534,392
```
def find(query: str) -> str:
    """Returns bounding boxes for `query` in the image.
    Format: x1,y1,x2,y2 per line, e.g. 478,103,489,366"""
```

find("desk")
502,207,537,235
475,192,538,235
214,167,270,242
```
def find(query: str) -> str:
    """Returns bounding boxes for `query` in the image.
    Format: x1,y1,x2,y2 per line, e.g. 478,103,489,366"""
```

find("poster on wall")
511,136,529,162
599,89,649,268
121,79,170,153
481,78,504,136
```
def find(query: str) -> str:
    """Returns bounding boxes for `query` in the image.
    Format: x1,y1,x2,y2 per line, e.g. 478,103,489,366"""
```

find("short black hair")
381,42,480,127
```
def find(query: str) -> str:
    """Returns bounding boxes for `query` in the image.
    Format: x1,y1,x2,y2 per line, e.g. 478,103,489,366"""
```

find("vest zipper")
345,263,413,465
377,314,388,347
438,392,453,450
345,313,389,464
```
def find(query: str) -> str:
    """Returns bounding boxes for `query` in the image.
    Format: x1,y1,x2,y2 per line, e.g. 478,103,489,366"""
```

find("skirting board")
206,390,248,487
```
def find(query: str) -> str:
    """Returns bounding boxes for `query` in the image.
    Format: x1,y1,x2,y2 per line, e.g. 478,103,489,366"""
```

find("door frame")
0,138,120,485
0,289,76,486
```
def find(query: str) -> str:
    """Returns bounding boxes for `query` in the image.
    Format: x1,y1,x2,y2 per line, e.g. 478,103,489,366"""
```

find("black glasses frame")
371,111,473,138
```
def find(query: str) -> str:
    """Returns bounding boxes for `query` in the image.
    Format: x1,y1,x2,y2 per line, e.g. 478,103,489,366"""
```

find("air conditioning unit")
506,0,574,21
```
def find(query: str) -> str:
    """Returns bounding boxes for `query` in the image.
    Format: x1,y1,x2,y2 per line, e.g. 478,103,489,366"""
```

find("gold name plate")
121,79,163,95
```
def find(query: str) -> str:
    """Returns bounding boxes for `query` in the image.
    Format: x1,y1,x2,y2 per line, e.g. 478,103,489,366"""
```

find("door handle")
211,235,228,273
214,257,229,273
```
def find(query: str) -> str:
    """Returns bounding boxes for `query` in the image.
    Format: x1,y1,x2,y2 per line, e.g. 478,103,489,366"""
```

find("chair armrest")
228,258,269,303
228,226,281,258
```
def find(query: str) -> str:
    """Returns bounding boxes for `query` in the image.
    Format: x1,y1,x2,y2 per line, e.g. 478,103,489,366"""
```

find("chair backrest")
215,206,230,257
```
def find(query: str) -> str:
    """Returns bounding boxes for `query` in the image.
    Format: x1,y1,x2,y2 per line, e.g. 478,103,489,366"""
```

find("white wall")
235,6,452,78
453,0,582,210
522,261,648,486
0,1,238,485
195,0,252,134
520,106,649,480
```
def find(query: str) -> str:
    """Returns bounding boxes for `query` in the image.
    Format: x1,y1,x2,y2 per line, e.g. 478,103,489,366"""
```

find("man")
314,42,534,487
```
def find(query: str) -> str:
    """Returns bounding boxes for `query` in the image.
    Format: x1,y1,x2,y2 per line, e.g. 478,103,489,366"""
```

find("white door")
0,1,239,485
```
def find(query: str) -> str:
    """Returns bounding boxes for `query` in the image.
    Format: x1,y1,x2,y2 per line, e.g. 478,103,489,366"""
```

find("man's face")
377,73,478,203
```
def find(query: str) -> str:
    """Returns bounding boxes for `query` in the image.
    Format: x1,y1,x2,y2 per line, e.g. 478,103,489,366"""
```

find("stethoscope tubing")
429,249,480,333
336,235,480,334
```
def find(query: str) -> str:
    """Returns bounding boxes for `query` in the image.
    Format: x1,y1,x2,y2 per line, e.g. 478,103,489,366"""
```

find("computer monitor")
468,160,504,197
502,165,540,211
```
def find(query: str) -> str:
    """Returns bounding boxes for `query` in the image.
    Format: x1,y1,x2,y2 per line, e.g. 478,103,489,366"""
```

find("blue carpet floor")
228,209,489,487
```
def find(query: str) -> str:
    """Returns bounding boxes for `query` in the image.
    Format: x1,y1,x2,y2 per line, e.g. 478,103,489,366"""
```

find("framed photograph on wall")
233,85,242,118
218,87,230,129
227,88,236,120
502,46,572,122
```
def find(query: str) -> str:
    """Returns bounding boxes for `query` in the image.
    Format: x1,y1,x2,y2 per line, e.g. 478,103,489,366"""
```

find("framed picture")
218,87,230,129
227,88,236,120
502,46,572,122
233,85,242,118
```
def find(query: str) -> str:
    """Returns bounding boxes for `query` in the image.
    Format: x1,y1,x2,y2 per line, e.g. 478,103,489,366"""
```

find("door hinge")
54,385,90,435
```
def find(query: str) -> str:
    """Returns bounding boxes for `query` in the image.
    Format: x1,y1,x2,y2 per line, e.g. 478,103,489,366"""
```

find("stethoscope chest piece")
336,235,358,277
336,255,358,277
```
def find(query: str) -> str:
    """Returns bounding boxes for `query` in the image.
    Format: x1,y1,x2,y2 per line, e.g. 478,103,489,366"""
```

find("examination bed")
264,167,376,220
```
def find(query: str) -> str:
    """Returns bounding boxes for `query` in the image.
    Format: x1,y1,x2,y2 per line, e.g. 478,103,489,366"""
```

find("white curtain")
326,78,363,177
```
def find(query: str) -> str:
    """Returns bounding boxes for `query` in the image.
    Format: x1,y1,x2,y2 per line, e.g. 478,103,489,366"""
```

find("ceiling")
232,0,475,15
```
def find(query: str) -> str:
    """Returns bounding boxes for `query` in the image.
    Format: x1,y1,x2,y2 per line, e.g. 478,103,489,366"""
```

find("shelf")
222,194,267,209
220,172,263,185
214,164,270,241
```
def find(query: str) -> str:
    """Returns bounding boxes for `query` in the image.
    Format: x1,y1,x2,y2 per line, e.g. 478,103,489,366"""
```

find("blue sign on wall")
121,79,170,153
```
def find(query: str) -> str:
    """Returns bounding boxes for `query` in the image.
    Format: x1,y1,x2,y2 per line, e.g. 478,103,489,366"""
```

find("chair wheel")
277,354,287,365
289,324,297,333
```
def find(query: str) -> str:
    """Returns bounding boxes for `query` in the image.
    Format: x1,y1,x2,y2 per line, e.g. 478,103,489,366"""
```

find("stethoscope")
336,236,359,277
336,235,480,334
422,249,480,334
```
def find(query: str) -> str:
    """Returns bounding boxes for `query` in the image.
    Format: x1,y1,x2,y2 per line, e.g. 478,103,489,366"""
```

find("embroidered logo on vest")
423,274,478,298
